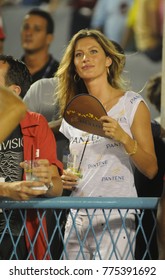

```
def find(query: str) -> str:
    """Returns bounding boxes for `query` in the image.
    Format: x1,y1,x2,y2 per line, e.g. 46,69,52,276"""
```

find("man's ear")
46,34,54,46
9,85,21,96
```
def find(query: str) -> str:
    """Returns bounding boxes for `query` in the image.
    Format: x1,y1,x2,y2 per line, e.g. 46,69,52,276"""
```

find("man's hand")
0,180,47,201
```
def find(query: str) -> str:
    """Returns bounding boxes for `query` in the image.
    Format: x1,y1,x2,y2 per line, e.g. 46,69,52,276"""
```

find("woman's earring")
74,73,80,83
107,66,110,76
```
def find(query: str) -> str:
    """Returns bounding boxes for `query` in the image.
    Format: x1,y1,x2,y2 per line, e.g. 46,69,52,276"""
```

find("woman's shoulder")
124,90,144,98
123,91,149,124
124,91,146,105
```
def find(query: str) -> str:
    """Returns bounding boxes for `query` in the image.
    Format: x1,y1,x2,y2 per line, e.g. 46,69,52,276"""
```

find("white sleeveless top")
60,91,147,199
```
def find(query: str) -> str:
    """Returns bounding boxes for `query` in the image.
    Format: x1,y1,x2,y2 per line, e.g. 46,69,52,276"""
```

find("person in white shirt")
55,29,158,259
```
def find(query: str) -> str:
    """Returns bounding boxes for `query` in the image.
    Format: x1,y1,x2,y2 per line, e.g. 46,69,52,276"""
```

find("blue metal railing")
0,197,159,260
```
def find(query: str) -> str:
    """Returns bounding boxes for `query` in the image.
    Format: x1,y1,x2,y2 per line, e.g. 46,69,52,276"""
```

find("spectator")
147,72,161,123
134,72,165,259
134,133,165,259
23,76,70,260
57,29,158,259
0,54,63,259
23,77,69,162
121,0,162,62
20,8,59,84
68,0,97,40
23,41,127,162
91,0,133,46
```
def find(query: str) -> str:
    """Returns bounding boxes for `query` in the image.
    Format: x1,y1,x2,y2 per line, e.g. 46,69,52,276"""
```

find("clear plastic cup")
24,160,48,190
66,154,83,179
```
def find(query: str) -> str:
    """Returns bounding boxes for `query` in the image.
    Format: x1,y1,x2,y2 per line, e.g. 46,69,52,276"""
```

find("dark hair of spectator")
27,8,54,34
146,73,161,112
0,54,32,99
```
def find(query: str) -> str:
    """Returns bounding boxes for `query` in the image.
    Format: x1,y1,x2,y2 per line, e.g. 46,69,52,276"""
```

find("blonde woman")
56,29,158,259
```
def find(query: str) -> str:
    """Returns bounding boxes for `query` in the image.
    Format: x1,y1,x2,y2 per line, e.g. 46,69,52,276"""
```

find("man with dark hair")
0,55,32,99
0,55,63,259
20,8,59,84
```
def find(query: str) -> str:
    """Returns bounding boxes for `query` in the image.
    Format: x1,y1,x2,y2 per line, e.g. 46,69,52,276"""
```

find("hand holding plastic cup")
24,160,38,181
24,160,48,190
66,154,83,179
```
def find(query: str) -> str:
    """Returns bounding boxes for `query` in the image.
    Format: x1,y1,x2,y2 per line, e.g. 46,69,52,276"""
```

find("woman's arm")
128,102,158,178
100,102,158,179
0,87,27,143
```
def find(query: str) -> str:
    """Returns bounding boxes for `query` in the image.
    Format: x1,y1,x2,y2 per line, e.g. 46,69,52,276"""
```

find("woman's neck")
86,80,124,111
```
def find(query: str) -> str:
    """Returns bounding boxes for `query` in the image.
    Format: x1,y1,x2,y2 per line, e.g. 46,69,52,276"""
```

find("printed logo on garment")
116,116,127,124
101,175,125,182
0,137,23,151
130,95,141,104
106,142,122,149
88,160,108,169
0,125,23,182
71,134,101,145
101,167,125,182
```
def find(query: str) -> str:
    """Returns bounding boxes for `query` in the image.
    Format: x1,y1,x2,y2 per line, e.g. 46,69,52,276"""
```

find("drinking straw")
77,137,89,172
31,145,33,177
31,145,33,161
73,153,77,171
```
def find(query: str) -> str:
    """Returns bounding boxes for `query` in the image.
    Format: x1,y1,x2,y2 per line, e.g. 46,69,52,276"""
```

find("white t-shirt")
60,91,146,199
23,78,59,122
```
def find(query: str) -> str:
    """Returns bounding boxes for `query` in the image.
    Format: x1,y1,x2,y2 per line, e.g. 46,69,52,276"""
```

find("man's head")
21,8,54,54
0,54,32,98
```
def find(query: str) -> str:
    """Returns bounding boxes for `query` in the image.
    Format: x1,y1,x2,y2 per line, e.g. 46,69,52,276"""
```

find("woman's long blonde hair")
55,29,128,116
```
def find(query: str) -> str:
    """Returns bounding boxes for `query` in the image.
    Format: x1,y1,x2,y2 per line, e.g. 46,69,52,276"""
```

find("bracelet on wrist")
125,140,137,156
